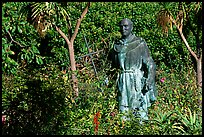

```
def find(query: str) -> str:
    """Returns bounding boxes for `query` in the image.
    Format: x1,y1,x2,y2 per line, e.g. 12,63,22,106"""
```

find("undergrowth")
2,64,202,135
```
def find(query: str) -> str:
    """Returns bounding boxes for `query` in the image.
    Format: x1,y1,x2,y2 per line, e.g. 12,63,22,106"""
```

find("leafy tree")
20,2,91,96
2,2,44,74
156,2,202,87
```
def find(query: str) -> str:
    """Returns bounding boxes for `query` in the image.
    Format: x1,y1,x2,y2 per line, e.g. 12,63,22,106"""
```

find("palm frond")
19,2,71,38
18,2,31,20
30,2,55,38
61,7,70,21
156,9,173,36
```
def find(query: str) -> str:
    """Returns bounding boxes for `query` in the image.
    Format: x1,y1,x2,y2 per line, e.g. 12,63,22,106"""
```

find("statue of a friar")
110,18,157,122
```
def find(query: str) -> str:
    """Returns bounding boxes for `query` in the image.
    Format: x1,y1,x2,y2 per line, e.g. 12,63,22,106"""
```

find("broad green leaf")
38,57,43,64
31,45,40,54
17,26,22,33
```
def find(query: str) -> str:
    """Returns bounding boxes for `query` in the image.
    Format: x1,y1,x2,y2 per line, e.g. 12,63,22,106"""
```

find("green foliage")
51,45,70,68
2,2,45,74
3,2,200,74
2,37,18,74
2,65,72,135
2,62,202,135
176,107,202,135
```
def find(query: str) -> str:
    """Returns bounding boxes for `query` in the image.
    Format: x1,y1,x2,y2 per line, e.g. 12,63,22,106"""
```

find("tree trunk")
55,26,79,96
55,2,90,97
196,57,202,87
69,42,78,96
177,29,202,88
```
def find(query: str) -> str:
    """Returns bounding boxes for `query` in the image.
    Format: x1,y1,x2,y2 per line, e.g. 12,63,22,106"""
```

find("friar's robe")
112,34,157,120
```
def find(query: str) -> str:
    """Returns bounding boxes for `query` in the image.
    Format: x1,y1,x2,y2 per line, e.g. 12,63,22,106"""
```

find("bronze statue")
110,18,157,122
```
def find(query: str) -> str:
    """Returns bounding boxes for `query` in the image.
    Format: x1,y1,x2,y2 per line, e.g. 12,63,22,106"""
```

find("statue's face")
119,19,133,38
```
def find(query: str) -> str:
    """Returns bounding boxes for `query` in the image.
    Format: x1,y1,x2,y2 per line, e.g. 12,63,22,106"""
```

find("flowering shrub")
160,77,166,83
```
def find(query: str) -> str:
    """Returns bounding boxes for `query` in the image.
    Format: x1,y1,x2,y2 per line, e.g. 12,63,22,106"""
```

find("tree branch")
71,2,90,42
6,30,25,47
170,16,198,61
179,31,198,61
55,25,71,45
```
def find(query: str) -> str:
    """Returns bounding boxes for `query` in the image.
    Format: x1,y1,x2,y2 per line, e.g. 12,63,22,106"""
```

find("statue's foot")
150,95,157,102
122,115,130,121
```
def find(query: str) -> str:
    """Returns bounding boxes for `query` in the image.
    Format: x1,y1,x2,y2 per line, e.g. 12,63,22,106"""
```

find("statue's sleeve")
107,47,119,82
108,47,119,69
142,42,157,101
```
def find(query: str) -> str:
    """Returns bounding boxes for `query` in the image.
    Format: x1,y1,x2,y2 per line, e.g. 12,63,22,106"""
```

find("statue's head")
119,18,133,39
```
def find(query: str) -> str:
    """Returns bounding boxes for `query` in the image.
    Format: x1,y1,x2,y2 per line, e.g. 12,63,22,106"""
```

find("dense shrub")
2,64,202,135
2,65,71,135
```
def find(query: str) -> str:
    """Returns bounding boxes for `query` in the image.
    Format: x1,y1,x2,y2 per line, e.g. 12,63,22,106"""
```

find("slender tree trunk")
197,57,202,87
170,7,202,88
177,28,202,88
55,2,90,97
55,26,79,96
69,42,78,96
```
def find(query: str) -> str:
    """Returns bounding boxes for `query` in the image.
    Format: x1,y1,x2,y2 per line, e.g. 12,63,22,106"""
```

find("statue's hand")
145,80,151,90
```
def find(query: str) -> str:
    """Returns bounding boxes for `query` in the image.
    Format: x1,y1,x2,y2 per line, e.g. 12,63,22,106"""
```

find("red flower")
93,111,100,135
2,115,6,125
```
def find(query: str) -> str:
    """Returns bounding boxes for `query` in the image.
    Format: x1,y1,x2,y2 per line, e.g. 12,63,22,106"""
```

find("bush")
2,65,72,135
2,63,202,135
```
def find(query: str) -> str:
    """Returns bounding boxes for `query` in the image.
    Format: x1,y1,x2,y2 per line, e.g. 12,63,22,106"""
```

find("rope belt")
120,69,143,92
122,70,134,73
